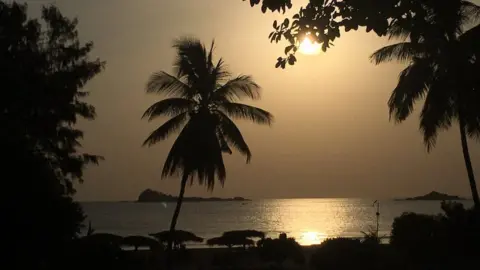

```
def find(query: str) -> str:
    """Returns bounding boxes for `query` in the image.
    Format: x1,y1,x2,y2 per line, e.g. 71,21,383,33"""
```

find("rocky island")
137,189,250,202
397,191,465,201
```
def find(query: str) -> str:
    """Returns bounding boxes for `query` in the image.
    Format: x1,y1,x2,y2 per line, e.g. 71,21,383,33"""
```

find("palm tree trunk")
165,174,188,270
167,174,188,250
459,115,480,208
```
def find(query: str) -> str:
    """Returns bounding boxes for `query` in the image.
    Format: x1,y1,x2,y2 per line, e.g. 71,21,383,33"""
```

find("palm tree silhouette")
142,37,273,250
371,1,480,207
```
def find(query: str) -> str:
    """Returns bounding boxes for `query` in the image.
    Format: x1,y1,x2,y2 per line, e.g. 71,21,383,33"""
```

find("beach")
120,245,322,270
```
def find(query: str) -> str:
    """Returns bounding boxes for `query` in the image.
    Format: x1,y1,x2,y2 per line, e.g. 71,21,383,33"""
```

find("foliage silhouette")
390,212,443,263
439,201,480,260
0,2,105,195
361,200,387,245
68,234,125,270
245,0,480,68
257,233,305,265
370,1,480,207
390,203,480,269
1,2,104,269
142,36,273,252
310,238,402,270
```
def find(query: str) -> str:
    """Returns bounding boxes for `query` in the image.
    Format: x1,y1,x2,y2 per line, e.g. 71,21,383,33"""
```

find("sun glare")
301,231,325,245
299,36,321,55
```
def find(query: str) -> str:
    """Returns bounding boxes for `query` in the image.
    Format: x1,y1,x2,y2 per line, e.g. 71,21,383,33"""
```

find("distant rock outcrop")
137,189,249,202
398,191,465,201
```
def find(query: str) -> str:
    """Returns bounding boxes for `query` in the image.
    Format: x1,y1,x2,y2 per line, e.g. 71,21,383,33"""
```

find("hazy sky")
26,0,480,201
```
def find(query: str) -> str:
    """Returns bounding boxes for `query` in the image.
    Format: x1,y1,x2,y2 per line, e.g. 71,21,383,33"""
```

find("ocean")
81,199,472,247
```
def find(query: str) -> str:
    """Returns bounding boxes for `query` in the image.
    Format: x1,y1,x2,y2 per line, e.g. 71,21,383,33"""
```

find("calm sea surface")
81,199,472,247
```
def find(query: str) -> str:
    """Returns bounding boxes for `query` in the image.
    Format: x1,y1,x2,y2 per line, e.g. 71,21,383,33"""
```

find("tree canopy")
244,0,480,68
0,2,105,195
143,38,273,190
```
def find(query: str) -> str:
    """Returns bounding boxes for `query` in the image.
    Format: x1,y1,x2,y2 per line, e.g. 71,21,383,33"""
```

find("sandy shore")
124,245,320,270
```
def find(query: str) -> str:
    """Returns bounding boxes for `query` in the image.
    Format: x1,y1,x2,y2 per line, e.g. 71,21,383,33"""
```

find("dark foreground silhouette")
56,202,480,270
1,2,103,269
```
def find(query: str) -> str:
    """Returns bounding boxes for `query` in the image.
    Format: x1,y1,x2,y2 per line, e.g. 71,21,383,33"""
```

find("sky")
24,0,480,201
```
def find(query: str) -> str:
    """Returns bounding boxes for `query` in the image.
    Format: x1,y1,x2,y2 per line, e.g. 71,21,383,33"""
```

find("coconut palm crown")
370,0,480,206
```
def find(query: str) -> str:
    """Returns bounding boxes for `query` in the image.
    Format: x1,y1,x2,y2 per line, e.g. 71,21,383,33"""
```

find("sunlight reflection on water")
82,199,471,247
261,199,352,245
300,231,327,245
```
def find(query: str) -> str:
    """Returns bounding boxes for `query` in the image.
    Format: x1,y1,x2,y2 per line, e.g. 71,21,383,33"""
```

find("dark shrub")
390,203,480,269
439,202,480,263
390,212,443,261
310,238,364,270
310,238,403,270
258,234,305,265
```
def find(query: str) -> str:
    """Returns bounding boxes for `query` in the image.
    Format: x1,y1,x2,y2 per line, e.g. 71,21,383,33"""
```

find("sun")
298,36,321,55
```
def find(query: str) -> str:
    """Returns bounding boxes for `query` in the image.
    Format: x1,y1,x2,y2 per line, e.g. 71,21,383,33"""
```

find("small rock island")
398,191,465,201
137,189,250,202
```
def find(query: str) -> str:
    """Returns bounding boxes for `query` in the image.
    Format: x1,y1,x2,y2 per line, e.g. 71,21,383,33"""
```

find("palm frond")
214,76,261,101
212,58,231,83
387,20,412,41
218,112,252,163
146,72,192,98
142,98,196,121
173,37,208,81
461,72,480,140
370,42,427,65
162,116,226,190
388,59,433,122
461,1,480,24
465,110,480,141
143,112,188,147
207,39,215,72
161,121,192,178
218,102,273,125
419,79,456,152
217,130,233,154
459,23,480,54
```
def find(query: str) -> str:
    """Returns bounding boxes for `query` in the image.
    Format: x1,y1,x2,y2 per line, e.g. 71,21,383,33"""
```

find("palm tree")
370,0,480,207
142,37,273,250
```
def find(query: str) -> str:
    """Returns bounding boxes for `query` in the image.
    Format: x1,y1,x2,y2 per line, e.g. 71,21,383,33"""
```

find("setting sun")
298,36,321,55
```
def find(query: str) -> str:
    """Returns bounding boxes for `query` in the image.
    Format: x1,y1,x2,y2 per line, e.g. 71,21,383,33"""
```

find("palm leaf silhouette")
142,37,273,252
371,0,480,206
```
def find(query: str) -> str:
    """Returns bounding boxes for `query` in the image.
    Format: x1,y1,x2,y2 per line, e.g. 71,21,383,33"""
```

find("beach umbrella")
222,230,265,239
206,236,226,246
207,235,254,248
123,235,162,251
149,230,203,246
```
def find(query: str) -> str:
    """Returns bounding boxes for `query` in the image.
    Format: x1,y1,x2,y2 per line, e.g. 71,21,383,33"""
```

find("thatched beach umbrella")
206,236,226,246
149,230,203,248
207,235,255,248
123,235,161,251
